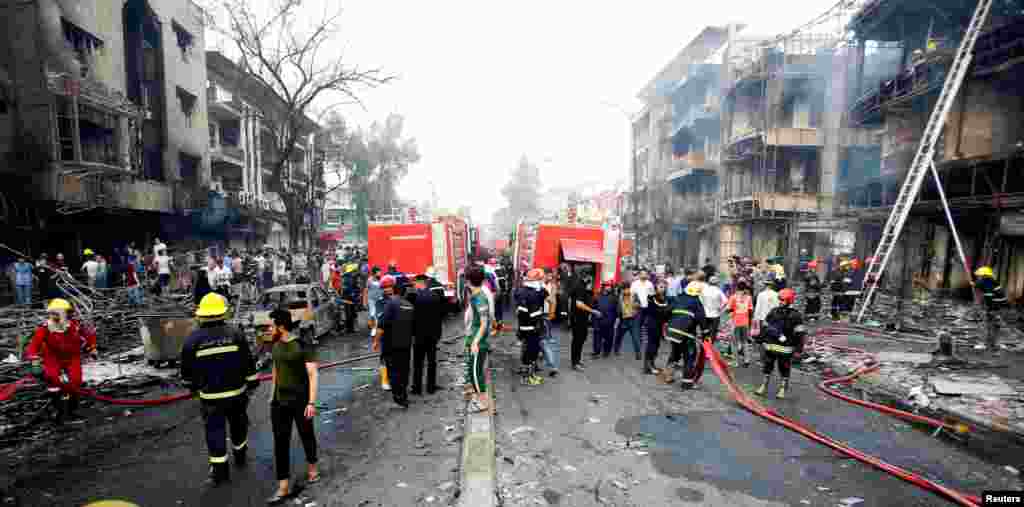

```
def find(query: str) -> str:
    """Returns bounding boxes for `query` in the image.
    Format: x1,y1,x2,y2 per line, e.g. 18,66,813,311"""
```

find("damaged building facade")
0,0,322,258
629,0,1024,303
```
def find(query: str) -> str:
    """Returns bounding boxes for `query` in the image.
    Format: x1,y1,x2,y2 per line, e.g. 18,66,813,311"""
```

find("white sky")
209,0,839,224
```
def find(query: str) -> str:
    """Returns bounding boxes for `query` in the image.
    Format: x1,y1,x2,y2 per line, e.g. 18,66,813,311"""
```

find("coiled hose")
702,340,981,506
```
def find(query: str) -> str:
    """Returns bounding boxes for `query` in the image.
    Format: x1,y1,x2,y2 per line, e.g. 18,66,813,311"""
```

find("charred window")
61,18,104,78
176,87,197,127
78,104,118,165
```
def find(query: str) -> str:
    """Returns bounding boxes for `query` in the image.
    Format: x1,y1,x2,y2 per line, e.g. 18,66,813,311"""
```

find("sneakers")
754,375,770,396
549,370,559,378
527,375,544,385
572,364,585,371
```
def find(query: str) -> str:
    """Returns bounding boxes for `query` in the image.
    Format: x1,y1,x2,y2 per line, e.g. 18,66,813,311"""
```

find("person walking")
723,282,754,367
126,263,144,306
179,294,259,486
266,308,320,504
570,275,599,371
614,283,640,359
514,268,548,385
630,270,654,354
375,275,415,408
540,270,560,377
81,255,99,288
14,257,33,305
755,288,807,399
463,267,492,412
95,256,109,289
410,274,443,395
700,275,725,342
592,280,619,359
667,281,706,389
753,279,780,339
153,248,172,296
341,264,360,334
365,267,383,352
643,281,672,374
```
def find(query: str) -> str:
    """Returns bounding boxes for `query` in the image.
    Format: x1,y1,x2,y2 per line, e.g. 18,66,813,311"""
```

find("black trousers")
201,395,250,465
412,337,439,392
270,401,318,481
703,317,720,341
344,302,357,332
519,331,542,368
570,324,589,366
644,320,663,361
385,348,411,401
762,350,793,378
667,340,683,364
806,296,821,315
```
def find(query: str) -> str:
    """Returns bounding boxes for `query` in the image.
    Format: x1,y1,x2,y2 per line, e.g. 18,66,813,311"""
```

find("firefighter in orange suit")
25,298,97,424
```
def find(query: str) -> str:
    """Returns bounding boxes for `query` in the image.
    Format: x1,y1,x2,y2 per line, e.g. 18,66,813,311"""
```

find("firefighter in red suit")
24,298,97,423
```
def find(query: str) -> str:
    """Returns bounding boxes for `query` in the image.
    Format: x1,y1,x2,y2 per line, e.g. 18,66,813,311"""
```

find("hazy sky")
210,0,839,224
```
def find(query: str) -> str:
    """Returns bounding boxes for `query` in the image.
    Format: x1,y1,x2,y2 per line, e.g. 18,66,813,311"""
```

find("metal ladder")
855,0,994,323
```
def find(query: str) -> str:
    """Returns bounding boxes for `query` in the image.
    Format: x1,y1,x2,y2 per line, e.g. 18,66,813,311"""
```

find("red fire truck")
512,222,630,291
367,216,470,307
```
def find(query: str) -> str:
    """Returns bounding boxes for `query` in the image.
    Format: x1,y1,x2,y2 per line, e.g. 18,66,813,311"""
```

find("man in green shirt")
464,266,492,413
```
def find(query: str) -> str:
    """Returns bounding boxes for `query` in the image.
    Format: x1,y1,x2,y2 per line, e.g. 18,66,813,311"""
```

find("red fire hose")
702,340,981,506
3,352,380,407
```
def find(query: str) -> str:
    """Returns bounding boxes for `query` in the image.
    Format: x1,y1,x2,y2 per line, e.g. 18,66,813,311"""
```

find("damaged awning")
560,239,604,264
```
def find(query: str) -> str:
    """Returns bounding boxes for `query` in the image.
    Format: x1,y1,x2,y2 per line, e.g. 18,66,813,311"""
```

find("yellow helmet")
974,266,994,278
344,263,357,274
685,281,703,297
195,293,228,318
83,248,94,256
47,298,72,312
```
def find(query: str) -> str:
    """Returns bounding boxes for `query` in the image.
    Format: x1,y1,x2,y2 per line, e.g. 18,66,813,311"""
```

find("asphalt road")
1,315,468,507
491,323,1023,507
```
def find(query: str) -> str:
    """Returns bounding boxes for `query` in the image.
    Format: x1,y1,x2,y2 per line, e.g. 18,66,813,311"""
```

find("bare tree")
210,0,391,248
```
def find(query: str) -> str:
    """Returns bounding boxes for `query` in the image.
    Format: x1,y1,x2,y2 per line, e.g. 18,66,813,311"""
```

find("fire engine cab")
367,215,470,308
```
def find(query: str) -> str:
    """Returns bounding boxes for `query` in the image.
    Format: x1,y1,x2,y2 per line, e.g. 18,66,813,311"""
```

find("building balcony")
723,192,820,215
55,171,175,214
765,127,821,147
667,152,708,182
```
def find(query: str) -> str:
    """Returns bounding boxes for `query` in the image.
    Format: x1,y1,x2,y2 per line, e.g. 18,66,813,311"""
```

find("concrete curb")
459,356,497,507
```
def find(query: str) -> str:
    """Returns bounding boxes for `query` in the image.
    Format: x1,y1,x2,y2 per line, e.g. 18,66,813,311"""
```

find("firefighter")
180,293,259,486
24,298,97,424
828,261,852,321
410,274,443,395
804,261,823,319
386,260,407,295
974,266,1008,352
374,275,414,407
592,280,619,359
424,266,448,319
643,280,671,374
755,288,807,399
515,268,548,385
667,281,706,389
341,263,360,334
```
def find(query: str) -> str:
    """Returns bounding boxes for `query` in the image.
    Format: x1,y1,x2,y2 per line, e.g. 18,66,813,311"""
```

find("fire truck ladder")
855,0,993,323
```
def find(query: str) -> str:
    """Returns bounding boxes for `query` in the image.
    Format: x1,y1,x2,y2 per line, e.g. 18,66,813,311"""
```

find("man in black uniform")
570,275,600,370
803,263,823,319
424,266,448,319
410,274,443,395
180,293,259,486
755,288,807,399
375,275,415,408
515,268,548,385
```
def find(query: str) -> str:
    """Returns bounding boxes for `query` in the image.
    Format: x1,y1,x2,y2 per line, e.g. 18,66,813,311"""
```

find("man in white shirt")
629,270,655,345
274,256,287,284
153,238,166,258
753,280,780,336
321,259,333,288
153,249,172,296
81,256,99,287
700,275,725,341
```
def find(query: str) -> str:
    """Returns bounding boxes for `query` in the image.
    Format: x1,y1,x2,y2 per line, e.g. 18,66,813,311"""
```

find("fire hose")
3,352,381,406
702,338,981,506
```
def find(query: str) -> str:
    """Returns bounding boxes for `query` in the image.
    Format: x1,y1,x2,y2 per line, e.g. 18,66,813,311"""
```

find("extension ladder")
855,0,994,322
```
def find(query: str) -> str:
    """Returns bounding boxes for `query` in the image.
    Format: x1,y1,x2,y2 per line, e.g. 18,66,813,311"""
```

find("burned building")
839,0,1024,302
0,0,210,257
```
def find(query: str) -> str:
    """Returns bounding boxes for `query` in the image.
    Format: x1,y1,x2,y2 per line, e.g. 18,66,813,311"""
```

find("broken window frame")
61,18,104,79
171,20,195,63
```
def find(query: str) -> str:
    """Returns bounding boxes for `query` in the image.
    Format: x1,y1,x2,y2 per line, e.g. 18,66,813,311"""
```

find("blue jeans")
634,312,648,351
615,317,639,353
15,285,31,305
541,321,560,371
127,286,144,305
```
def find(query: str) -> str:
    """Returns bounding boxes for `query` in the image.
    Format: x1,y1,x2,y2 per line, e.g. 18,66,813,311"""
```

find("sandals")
307,473,321,485
267,484,304,505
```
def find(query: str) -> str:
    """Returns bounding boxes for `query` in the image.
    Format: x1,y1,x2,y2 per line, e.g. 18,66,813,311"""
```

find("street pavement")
490,323,1023,507
3,316,468,507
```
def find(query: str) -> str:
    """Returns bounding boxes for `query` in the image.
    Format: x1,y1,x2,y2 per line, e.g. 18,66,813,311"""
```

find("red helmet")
526,268,544,281
380,275,396,289
779,288,796,305
807,260,818,269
